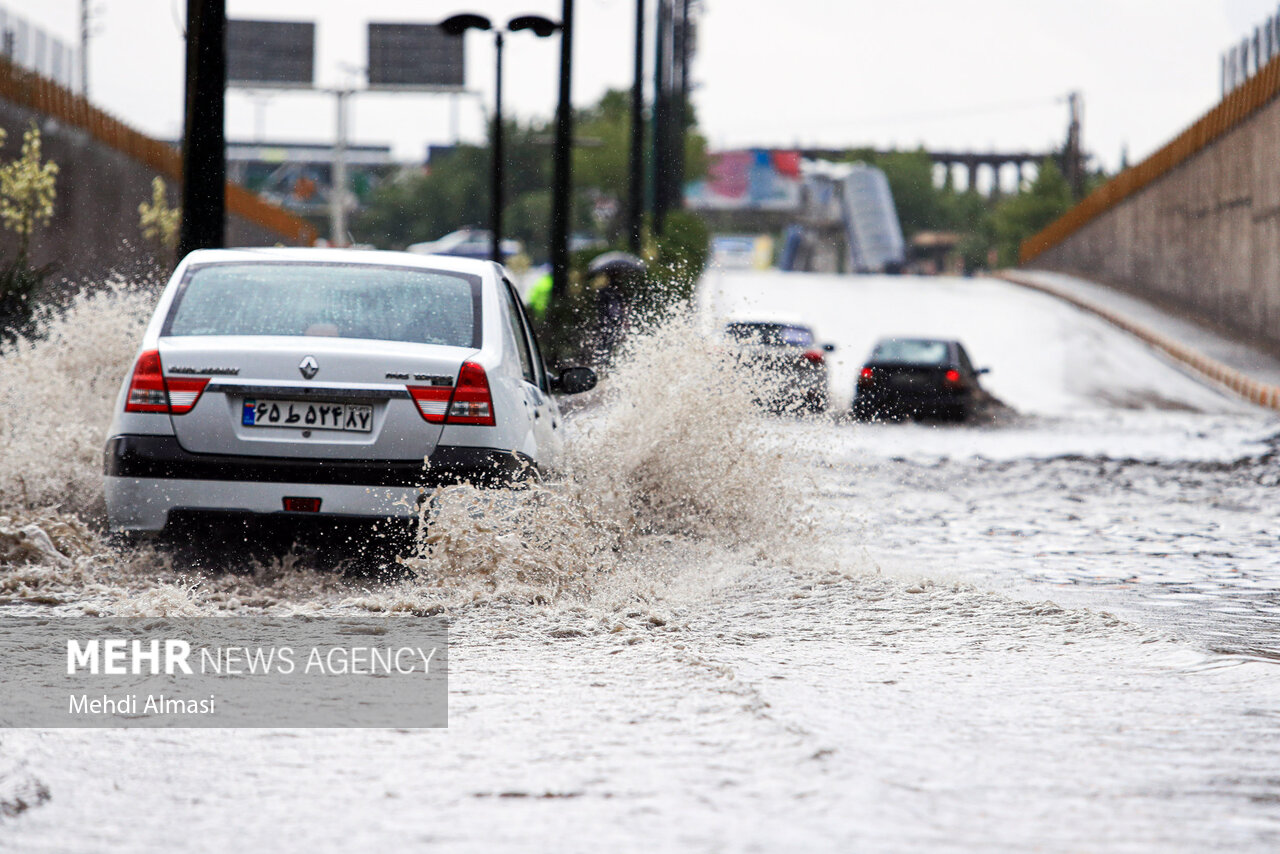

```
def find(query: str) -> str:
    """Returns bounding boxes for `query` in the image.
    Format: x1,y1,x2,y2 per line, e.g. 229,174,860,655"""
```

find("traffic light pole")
178,0,226,260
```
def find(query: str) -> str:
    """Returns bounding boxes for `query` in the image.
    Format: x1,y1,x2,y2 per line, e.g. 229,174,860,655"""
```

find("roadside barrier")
996,271,1280,412
1020,51,1280,265
0,56,316,246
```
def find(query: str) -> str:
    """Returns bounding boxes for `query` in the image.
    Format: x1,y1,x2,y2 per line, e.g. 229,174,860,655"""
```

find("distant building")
686,149,905,274
226,140,399,218
0,6,80,92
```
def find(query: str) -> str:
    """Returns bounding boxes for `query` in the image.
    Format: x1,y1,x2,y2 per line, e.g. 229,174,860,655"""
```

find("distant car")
723,319,834,413
407,228,523,262
711,234,772,270
103,248,596,537
852,337,989,422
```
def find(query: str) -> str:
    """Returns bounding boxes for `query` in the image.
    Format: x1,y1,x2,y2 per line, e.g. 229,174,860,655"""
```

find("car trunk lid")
158,336,471,460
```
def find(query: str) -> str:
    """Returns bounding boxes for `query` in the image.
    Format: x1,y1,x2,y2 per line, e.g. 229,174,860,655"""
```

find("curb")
995,271,1280,412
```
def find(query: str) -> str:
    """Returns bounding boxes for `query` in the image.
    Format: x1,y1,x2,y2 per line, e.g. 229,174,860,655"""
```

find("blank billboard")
367,23,465,90
228,20,315,87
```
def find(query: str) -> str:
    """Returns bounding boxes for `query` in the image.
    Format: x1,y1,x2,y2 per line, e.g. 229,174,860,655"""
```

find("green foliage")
138,176,181,269
647,210,709,306
874,149,947,237
989,159,1074,266
0,257,48,333
354,88,709,262
820,146,1094,272
0,123,58,259
0,123,58,334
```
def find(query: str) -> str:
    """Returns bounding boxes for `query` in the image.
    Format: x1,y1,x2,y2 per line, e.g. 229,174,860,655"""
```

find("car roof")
180,247,498,277
725,317,811,330
873,336,958,346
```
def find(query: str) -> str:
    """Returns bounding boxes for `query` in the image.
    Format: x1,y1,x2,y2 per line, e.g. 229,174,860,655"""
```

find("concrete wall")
1032,91,1280,354
0,98,291,286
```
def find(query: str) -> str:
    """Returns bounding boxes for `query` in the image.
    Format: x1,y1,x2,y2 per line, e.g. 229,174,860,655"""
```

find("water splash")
0,290,817,616
397,313,814,606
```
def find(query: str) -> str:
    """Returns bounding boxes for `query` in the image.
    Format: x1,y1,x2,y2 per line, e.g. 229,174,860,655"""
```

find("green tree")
0,123,58,333
874,149,948,238
355,89,709,260
989,159,1073,266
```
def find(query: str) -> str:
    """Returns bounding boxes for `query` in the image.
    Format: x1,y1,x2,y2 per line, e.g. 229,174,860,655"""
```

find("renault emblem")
299,356,319,379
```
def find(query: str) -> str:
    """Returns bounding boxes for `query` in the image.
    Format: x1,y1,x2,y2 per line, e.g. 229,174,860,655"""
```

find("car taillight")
407,385,452,423
944,369,962,385
444,361,496,426
858,367,874,385
124,349,208,414
802,350,824,365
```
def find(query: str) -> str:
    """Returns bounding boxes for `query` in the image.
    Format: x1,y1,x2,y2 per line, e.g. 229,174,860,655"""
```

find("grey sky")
6,1,1279,172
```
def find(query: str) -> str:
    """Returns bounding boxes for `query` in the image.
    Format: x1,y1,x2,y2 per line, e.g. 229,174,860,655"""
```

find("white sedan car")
103,248,595,536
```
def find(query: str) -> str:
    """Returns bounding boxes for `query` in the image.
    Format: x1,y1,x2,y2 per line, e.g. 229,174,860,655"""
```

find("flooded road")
2,273,1280,851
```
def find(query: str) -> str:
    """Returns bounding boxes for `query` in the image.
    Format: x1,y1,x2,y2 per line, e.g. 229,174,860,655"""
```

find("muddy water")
2,282,1280,850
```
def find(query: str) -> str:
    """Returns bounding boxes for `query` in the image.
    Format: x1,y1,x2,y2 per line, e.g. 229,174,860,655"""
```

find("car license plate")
241,399,373,432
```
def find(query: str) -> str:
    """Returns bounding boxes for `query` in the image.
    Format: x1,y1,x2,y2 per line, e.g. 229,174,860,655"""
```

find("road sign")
228,20,315,87
367,23,465,90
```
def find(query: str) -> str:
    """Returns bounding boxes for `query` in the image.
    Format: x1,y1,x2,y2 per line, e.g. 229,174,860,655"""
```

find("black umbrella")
587,251,646,276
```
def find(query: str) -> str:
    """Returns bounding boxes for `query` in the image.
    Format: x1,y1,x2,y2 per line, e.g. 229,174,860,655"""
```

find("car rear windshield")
726,323,814,347
164,262,482,348
871,339,950,365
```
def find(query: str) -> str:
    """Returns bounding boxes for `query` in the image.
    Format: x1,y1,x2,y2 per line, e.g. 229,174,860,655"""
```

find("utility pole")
1063,91,1084,200
627,0,645,254
79,0,90,97
549,0,574,300
491,31,504,263
177,0,226,260
651,0,669,235
329,89,352,247
672,0,691,197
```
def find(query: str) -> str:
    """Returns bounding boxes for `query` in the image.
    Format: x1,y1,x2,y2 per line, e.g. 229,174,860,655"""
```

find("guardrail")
0,55,316,246
1020,54,1280,265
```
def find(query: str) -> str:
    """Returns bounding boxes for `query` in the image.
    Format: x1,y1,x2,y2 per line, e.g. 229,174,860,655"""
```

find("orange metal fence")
1020,55,1280,264
0,57,317,246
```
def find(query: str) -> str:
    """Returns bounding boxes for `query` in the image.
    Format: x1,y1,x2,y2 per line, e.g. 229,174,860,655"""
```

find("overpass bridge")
799,148,1061,196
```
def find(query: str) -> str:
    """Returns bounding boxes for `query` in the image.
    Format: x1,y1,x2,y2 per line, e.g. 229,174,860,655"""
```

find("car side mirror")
822,343,836,352
552,366,597,395
977,367,991,375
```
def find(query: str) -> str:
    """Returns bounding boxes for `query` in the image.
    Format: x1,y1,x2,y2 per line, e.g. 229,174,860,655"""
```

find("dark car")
852,337,989,422
724,320,834,413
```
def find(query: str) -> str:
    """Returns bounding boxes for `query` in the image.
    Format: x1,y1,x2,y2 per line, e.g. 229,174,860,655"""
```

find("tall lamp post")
442,14,561,264
178,0,226,259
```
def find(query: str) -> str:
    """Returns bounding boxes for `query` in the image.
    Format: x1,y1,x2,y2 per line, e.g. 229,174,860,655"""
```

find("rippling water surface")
2,274,1279,851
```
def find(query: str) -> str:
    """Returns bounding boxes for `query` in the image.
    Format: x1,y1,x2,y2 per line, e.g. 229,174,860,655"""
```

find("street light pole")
178,0,226,260
329,88,352,247
651,0,668,235
442,13,560,266
491,31,504,263
549,0,574,299
627,0,644,255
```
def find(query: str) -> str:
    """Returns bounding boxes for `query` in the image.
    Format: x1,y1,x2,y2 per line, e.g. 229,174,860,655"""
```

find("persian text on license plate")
242,399,373,432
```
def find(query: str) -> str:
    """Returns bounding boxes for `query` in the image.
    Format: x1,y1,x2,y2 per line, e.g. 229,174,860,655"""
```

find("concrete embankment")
1021,56,1280,356
0,59,314,283
998,269,1280,412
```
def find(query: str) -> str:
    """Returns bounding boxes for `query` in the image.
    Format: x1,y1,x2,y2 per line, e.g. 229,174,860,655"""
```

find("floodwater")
2,272,1280,851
